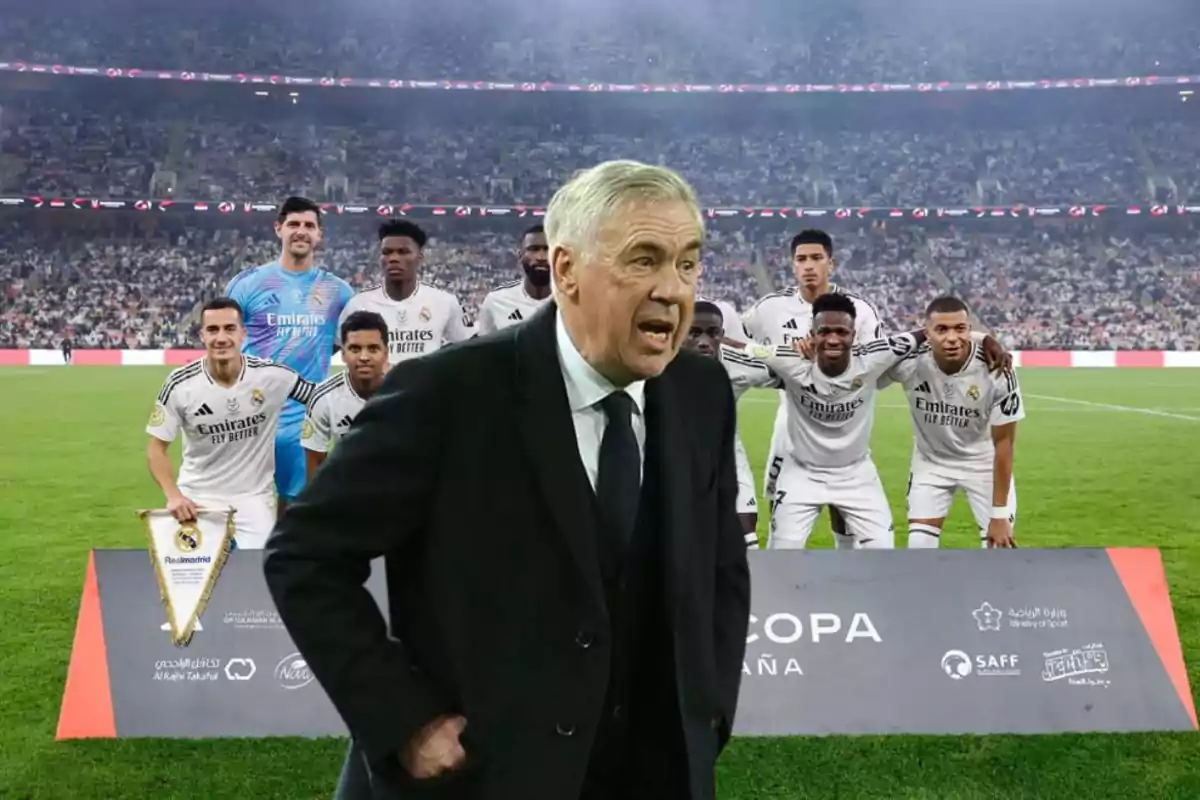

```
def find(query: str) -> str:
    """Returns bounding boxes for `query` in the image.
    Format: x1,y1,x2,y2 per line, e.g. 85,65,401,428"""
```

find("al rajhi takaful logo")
743,611,881,678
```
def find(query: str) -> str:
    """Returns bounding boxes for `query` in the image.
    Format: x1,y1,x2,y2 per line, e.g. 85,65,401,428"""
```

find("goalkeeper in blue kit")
224,197,354,513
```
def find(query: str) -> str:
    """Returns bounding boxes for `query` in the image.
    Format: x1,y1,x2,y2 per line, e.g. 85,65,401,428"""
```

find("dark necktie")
597,390,641,552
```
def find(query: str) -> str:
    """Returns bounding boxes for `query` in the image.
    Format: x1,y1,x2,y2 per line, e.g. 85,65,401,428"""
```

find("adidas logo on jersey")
193,403,214,416
508,309,524,321
336,415,354,429
914,381,932,394
782,318,799,330
261,292,281,307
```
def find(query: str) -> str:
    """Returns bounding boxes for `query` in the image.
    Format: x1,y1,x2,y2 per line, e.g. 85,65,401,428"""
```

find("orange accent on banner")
56,552,116,739
1106,547,1198,729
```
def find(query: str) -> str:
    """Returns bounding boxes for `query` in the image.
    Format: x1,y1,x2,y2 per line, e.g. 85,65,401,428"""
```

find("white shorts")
733,431,758,515
768,456,894,550
191,492,278,551
763,396,792,498
906,452,1017,534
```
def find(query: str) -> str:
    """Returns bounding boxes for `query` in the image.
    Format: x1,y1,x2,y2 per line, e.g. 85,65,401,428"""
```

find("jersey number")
999,393,1021,416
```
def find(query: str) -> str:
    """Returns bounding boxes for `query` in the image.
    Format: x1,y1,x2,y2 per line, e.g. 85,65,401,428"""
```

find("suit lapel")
514,304,607,616
645,370,691,620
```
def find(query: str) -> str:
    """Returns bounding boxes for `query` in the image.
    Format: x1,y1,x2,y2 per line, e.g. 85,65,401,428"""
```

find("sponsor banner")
4,350,1196,368
58,548,1194,739
2,59,1194,96
58,550,389,738
735,548,1195,735
3,195,1200,222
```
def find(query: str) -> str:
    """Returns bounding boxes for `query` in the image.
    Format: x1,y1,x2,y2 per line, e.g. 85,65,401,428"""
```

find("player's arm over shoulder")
261,361,317,404
855,331,924,377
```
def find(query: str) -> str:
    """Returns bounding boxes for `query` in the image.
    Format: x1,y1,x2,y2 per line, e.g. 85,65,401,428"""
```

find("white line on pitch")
1023,394,1200,422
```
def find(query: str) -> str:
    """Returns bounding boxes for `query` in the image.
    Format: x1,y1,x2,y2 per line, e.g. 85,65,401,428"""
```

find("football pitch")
1,366,1198,799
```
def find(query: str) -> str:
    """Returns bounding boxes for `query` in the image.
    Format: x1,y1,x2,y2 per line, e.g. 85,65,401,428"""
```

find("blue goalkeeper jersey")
224,261,354,392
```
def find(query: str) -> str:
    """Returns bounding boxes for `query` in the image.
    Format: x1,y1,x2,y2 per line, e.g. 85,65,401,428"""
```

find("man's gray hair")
544,160,703,260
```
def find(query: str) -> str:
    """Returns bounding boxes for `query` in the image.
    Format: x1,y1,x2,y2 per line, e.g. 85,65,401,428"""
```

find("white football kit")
881,342,1026,547
721,350,780,545
741,285,882,503
337,283,470,365
475,280,551,335
146,356,316,549
725,333,918,550
301,372,369,454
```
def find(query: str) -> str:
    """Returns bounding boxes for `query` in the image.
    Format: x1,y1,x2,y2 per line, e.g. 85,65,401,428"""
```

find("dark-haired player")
742,229,882,548
302,310,389,478
474,224,552,334
726,293,921,550
225,196,354,516
337,219,469,364
684,301,774,546
880,296,1024,550
145,297,317,550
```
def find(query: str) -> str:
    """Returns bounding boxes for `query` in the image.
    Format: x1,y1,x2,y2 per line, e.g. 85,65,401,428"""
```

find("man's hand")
166,494,199,522
979,335,1013,375
792,338,815,360
986,517,1016,549
401,714,468,780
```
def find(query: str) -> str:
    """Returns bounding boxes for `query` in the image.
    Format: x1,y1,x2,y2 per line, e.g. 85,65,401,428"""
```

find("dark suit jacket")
264,303,751,799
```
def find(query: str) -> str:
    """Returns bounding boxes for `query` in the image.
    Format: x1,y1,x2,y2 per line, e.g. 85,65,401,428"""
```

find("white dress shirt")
555,311,646,492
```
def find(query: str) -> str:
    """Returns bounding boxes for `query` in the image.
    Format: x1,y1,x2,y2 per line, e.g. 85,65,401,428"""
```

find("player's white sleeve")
854,333,920,379
145,385,183,443
265,364,317,405
720,345,784,388
989,369,1027,427
877,348,921,390
445,296,471,343
300,396,333,453
474,295,498,336
854,300,884,343
740,302,764,341
733,431,757,518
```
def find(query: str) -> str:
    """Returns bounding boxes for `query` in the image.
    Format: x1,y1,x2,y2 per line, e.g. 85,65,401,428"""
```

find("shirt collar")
555,309,646,416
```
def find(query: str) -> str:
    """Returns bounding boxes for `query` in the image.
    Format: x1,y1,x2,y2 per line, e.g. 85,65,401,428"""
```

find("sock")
833,531,858,550
908,523,941,549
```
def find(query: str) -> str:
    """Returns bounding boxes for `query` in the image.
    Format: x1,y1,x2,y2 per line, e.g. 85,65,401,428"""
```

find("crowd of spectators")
2,223,1195,352
3,0,1196,85
3,109,1197,207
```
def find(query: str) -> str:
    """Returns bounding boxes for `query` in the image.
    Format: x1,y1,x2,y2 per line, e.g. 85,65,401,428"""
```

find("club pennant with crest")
138,507,235,646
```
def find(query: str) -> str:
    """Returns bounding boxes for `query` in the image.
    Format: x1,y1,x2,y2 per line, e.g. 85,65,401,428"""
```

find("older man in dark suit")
264,160,751,799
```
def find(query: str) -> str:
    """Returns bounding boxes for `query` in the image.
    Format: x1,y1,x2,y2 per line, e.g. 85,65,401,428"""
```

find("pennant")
138,508,235,646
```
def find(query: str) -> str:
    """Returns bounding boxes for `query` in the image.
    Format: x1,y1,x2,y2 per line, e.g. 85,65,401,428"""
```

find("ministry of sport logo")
973,602,1003,631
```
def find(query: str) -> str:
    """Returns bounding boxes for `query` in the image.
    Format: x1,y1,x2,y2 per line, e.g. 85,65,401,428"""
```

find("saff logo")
941,650,973,680
224,658,256,681
973,602,1003,631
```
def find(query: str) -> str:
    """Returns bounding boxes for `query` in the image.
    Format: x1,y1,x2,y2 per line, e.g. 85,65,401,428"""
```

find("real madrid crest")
419,306,432,323
851,377,863,390
967,384,981,401
251,388,265,408
175,523,202,552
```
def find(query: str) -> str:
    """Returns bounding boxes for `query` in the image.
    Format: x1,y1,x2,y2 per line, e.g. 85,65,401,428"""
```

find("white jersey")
475,279,551,335
147,356,315,498
337,282,470,364
882,341,1026,469
741,283,883,347
301,372,369,454
698,295,749,343
726,333,919,469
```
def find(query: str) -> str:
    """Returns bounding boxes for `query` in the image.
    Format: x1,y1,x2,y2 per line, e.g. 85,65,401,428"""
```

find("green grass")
1,366,1199,799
